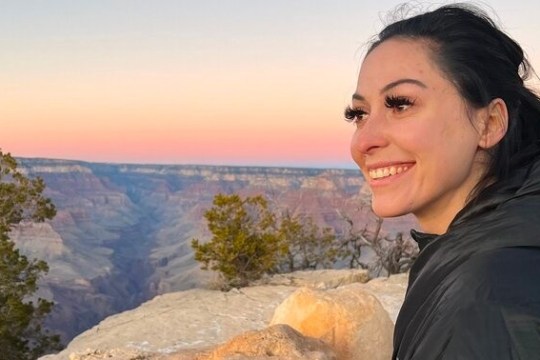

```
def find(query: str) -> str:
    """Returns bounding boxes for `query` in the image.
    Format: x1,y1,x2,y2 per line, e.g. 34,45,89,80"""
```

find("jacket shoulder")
454,246,540,305
438,247,540,359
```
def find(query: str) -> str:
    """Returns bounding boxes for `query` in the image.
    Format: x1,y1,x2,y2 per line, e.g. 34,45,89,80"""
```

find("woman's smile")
366,162,415,182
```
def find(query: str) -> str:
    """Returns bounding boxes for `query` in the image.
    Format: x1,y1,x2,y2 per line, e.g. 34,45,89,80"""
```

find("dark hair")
369,4,540,199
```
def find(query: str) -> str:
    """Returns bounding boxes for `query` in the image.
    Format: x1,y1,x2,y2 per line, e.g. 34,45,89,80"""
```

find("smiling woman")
349,38,494,234
346,4,540,359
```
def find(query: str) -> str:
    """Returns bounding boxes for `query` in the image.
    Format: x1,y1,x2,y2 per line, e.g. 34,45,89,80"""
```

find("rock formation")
41,270,408,360
270,286,393,360
169,324,338,360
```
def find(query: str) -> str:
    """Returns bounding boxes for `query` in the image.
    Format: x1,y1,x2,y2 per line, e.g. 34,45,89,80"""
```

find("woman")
346,4,540,359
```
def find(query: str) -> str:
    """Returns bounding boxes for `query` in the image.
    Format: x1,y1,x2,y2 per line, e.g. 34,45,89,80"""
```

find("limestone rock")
164,324,336,360
44,285,298,359
64,348,148,360
254,269,369,289
41,271,407,360
270,284,394,360
362,273,408,323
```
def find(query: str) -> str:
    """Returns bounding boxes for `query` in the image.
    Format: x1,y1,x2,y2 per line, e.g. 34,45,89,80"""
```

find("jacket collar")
410,229,437,252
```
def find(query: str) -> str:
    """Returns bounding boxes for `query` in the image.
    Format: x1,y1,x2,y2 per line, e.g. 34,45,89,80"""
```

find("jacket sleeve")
440,302,540,359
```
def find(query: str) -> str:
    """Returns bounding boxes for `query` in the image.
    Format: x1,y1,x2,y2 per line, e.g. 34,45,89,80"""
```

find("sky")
1,1,539,169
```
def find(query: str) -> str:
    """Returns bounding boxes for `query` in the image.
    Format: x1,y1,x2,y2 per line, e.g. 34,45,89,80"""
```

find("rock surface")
270,285,393,360
166,324,337,360
361,273,408,323
49,285,297,358
41,270,407,360
254,269,370,289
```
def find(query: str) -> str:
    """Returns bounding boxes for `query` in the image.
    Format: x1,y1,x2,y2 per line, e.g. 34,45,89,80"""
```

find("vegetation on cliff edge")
0,150,62,360
192,193,417,289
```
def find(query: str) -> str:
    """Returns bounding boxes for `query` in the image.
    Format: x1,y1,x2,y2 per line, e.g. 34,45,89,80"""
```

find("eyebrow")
352,78,427,101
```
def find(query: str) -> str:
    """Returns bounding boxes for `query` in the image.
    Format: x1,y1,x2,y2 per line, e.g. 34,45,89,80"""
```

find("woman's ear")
478,98,509,149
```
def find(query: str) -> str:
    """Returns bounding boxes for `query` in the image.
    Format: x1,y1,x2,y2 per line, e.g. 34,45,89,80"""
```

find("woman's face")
349,38,487,234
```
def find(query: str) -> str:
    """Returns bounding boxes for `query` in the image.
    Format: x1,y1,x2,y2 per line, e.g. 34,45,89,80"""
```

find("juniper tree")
276,211,338,272
191,193,283,288
0,151,61,359
192,193,346,289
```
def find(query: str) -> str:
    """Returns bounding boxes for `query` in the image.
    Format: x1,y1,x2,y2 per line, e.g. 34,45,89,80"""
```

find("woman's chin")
371,201,408,218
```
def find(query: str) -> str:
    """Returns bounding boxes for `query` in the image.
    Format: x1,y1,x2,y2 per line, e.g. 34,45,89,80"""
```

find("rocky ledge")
41,269,407,360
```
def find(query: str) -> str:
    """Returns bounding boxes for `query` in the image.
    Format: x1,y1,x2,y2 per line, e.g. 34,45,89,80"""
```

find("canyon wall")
12,159,415,342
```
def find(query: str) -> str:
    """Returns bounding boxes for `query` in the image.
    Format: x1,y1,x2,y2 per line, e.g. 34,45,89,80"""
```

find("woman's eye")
344,106,369,124
384,95,415,112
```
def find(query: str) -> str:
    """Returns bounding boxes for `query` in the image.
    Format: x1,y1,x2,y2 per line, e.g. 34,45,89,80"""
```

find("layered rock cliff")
12,159,415,343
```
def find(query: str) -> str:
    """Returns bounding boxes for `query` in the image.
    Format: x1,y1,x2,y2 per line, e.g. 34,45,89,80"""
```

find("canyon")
11,158,415,343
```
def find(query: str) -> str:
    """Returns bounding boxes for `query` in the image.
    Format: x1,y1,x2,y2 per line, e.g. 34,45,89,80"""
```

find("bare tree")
336,210,418,277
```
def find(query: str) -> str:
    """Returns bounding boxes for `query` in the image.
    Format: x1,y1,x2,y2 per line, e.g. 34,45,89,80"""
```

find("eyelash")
344,95,416,124
344,106,367,124
385,95,415,111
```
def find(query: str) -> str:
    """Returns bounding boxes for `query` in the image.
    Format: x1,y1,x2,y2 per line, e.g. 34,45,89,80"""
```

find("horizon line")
15,155,359,171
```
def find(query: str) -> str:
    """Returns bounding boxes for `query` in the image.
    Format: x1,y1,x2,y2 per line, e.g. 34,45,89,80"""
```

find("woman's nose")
350,112,388,159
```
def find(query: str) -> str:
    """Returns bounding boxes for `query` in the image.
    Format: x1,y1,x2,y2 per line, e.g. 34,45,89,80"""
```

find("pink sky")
2,1,538,168
2,62,356,167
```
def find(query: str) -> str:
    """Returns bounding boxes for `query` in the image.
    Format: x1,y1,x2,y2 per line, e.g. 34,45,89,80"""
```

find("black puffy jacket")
393,151,540,360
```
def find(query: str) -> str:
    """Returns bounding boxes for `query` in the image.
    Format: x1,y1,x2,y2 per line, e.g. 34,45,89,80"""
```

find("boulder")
361,273,408,323
270,284,394,360
164,324,337,360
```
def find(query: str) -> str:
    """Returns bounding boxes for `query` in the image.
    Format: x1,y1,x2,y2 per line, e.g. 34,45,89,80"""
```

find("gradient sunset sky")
2,1,539,168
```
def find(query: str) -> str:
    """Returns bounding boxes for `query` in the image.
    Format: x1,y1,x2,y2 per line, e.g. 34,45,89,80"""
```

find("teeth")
368,165,409,180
